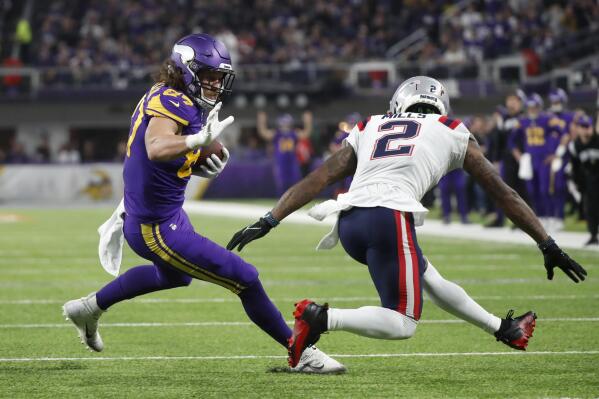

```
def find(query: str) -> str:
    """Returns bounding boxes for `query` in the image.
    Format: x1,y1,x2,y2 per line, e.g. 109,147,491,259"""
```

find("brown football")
196,140,224,167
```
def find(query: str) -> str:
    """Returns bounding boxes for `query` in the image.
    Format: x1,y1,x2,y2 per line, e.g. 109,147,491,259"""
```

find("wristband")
185,133,202,150
537,236,556,253
263,211,280,227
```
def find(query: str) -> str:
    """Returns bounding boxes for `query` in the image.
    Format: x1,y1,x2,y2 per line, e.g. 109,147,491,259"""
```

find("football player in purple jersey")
257,111,312,195
62,33,344,373
509,93,565,227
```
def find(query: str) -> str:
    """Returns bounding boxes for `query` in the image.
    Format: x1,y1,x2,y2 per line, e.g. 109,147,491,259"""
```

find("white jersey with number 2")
309,112,471,249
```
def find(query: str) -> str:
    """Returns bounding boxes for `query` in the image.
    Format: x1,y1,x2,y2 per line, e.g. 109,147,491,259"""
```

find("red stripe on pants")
404,214,421,320
394,211,408,315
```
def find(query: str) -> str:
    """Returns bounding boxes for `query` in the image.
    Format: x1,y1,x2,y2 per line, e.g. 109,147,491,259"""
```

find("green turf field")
0,207,598,398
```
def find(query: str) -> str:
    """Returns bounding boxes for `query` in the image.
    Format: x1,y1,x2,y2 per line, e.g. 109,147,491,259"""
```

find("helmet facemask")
404,103,443,115
186,61,235,110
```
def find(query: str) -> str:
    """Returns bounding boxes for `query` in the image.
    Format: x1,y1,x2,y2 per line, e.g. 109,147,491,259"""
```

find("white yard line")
1,350,598,363
1,293,598,305
1,317,598,329
183,201,599,252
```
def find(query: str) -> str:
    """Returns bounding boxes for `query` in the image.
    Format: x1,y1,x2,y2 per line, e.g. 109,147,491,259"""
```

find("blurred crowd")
2,0,595,76
0,133,127,164
428,0,598,68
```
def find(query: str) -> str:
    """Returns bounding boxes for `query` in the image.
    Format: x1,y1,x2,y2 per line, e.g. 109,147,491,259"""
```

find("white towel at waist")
308,184,427,250
97,198,126,276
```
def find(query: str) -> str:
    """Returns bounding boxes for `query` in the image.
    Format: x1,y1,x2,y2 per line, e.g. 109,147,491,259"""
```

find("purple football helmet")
514,88,527,103
549,88,568,112
170,33,235,110
276,114,294,129
525,93,544,109
549,88,568,104
574,114,593,128
345,112,362,126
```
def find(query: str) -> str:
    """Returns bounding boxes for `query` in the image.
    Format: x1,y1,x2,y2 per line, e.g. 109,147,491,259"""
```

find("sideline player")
547,89,576,230
257,111,312,195
486,90,527,227
568,114,599,245
62,34,344,373
227,77,587,366
510,94,565,228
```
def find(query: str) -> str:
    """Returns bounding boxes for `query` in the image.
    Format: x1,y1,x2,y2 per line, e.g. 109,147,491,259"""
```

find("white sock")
423,262,501,334
327,306,417,340
86,293,104,316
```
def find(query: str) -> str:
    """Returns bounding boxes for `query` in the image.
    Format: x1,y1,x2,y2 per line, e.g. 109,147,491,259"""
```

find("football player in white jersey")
228,76,587,368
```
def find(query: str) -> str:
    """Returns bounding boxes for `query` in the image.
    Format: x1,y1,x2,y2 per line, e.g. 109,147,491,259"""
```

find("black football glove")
538,236,587,283
226,212,279,252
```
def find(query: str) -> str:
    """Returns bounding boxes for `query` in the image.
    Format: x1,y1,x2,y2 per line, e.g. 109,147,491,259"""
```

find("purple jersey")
553,110,575,135
273,129,299,167
509,112,564,163
123,83,206,222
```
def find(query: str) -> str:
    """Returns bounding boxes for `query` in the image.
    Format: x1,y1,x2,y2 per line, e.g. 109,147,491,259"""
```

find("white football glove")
196,147,230,179
185,102,234,149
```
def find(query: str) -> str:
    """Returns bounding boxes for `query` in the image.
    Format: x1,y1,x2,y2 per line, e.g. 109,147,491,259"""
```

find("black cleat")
485,218,504,228
287,299,328,367
585,237,598,246
494,310,537,350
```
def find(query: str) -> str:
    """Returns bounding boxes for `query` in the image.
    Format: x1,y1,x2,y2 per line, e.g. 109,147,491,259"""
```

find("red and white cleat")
287,299,329,367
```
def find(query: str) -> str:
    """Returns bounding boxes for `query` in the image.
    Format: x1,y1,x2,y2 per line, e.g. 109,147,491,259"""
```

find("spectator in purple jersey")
510,94,564,227
257,111,312,196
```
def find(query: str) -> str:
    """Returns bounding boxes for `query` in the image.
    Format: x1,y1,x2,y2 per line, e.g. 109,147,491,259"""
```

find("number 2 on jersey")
371,120,421,159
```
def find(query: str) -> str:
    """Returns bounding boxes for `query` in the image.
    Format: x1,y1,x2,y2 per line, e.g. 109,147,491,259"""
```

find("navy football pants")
338,207,426,320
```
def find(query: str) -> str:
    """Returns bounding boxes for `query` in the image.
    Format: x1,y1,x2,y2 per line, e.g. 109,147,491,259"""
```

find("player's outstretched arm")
256,111,274,140
227,146,357,251
271,145,356,221
297,111,313,139
463,138,587,283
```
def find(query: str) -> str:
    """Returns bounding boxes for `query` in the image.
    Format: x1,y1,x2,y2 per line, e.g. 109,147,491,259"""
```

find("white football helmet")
389,76,450,115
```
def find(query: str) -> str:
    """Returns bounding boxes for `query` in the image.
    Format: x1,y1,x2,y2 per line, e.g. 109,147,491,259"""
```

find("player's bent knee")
358,306,417,339
240,262,260,287
386,315,417,340
156,265,193,288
